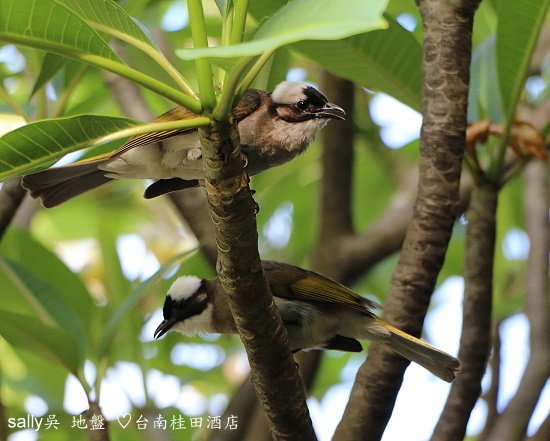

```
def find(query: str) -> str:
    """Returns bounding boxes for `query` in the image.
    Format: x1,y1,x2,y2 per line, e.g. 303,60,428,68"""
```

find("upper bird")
22,81,345,207
154,261,461,383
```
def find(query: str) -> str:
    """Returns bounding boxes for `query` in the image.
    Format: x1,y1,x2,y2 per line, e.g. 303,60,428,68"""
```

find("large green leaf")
0,310,82,375
0,228,94,327
496,0,549,120
0,0,118,61
0,0,201,110
0,257,88,351
58,0,157,49
0,115,211,181
177,0,388,60
293,14,422,111
0,115,137,180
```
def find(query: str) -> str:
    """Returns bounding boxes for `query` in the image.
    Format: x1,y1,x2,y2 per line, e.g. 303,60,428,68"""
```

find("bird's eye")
296,100,308,111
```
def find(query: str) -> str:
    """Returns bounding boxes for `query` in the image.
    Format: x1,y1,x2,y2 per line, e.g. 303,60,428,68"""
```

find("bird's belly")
161,132,205,180
101,132,205,180
275,298,339,351
242,145,302,176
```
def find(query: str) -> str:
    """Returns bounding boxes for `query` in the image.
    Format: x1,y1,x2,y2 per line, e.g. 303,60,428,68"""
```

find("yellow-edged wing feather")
263,261,378,315
110,106,199,157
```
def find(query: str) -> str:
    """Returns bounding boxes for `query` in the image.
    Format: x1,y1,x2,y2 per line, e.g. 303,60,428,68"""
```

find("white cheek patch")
169,276,202,301
172,303,214,336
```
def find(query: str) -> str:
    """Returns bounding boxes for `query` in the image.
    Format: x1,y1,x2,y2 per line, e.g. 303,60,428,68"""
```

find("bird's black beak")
154,318,176,339
314,103,346,120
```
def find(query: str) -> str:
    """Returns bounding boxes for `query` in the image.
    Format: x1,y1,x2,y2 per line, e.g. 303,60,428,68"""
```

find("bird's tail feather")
22,160,112,207
377,320,461,382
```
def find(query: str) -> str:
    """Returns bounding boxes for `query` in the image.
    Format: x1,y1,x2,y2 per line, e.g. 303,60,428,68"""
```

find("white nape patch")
272,81,308,104
169,276,202,301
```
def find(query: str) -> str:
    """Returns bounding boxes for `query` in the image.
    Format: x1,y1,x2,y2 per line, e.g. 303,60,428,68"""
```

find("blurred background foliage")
0,0,548,440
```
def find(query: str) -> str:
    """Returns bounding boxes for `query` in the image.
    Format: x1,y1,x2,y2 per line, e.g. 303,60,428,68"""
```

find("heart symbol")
117,413,131,429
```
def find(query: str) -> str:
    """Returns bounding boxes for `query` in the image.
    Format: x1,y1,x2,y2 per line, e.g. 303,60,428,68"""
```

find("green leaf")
0,0,119,61
0,228,95,328
0,0,201,110
177,0,388,60
293,14,422,111
0,257,88,351
496,0,549,120
96,250,197,360
0,310,82,375
57,0,157,49
0,115,137,180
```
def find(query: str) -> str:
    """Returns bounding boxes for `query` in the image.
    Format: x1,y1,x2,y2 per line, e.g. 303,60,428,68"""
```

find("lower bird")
22,81,345,207
154,261,461,382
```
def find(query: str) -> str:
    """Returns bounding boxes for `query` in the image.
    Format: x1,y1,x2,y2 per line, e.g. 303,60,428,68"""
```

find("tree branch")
333,2,479,439
483,161,550,441
477,319,503,441
199,120,316,441
432,183,497,441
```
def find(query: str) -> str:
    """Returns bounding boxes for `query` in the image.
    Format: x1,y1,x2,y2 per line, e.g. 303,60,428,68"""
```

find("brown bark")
483,161,550,441
199,120,316,441
333,2,479,440
432,183,498,441
477,320,503,441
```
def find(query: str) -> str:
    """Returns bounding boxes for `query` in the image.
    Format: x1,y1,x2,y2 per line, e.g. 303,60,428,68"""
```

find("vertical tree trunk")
199,120,316,441
333,1,480,439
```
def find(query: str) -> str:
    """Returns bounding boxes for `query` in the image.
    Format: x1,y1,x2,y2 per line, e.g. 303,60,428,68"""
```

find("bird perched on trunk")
154,261,461,382
22,81,345,208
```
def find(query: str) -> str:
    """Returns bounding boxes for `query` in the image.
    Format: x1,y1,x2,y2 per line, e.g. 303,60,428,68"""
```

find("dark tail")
22,161,112,208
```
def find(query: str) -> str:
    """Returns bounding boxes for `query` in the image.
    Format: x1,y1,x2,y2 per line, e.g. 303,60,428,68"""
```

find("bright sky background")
2,7,549,441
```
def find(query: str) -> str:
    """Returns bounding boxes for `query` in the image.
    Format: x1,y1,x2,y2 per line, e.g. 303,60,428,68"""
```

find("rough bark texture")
0,177,26,240
483,161,550,441
432,184,498,441
168,189,218,268
333,2,479,440
199,120,316,441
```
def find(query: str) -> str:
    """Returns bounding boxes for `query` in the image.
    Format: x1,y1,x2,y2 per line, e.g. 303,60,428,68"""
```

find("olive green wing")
110,106,200,157
263,261,377,315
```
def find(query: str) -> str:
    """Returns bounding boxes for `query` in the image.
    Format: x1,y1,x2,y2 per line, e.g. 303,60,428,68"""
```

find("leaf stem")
77,54,202,112
236,49,274,96
94,117,211,145
213,57,257,120
230,0,249,44
187,0,217,112
94,23,198,99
